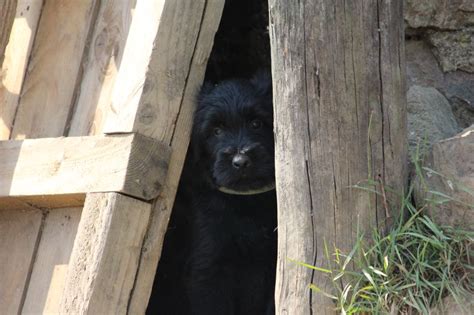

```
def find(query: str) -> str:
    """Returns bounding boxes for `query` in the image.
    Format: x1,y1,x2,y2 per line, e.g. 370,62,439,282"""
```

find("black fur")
149,73,277,315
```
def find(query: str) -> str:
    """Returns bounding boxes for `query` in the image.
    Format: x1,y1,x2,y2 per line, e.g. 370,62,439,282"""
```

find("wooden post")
60,193,151,314
269,0,407,314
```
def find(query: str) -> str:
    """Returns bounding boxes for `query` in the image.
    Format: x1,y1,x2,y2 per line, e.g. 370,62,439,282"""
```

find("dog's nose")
232,153,251,169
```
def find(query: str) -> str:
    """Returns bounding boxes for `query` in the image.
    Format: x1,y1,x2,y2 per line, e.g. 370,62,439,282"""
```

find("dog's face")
192,73,274,194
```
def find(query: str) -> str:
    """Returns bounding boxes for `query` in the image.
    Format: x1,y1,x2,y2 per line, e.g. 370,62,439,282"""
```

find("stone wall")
405,0,474,135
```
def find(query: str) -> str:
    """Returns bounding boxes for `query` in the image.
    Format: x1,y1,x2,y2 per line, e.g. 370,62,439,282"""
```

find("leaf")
333,272,345,282
342,284,352,302
383,256,389,272
309,284,338,300
342,244,359,271
362,269,376,288
369,266,387,277
287,258,332,273
309,283,322,292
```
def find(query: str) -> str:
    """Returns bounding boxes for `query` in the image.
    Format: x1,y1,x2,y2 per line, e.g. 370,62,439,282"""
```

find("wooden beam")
125,0,225,312
0,0,44,140
59,193,151,314
269,0,407,313
0,133,170,204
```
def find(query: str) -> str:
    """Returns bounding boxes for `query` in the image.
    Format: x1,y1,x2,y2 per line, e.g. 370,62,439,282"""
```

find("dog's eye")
250,119,262,129
213,127,223,136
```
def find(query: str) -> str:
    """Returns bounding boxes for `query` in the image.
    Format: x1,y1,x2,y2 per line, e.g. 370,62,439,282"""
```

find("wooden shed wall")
0,0,224,313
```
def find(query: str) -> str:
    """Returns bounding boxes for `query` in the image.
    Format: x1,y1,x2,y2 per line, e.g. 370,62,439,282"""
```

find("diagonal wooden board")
60,0,225,312
0,133,170,207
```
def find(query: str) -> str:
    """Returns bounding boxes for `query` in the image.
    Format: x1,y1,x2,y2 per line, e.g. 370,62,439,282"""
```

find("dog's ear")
250,69,272,96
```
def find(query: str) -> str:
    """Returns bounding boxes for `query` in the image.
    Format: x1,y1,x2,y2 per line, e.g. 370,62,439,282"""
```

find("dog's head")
191,72,274,195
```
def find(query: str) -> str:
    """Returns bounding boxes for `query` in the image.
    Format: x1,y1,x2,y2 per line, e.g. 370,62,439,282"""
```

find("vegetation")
299,152,473,314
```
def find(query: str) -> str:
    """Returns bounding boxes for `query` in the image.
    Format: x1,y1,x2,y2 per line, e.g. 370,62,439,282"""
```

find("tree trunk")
269,0,407,314
0,0,16,65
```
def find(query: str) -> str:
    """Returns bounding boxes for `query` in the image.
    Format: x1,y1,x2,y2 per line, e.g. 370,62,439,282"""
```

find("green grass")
298,147,473,314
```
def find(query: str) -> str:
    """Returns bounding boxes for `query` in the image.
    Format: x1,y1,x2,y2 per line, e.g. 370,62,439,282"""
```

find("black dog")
150,72,277,315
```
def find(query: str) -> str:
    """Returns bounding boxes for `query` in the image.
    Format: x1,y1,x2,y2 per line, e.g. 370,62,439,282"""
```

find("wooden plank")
10,0,98,139
0,0,44,140
0,0,16,65
0,209,42,314
101,0,165,134
103,0,214,139
59,193,151,314
0,133,170,202
0,194,85,211
22,207,82,314
268,0,407,313
128,0,225,312
68,0,137,136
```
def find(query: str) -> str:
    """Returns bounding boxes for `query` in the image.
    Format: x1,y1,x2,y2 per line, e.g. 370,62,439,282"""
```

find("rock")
406,40,445,88
407,85,459,159
430,293,474,315
451,95,474,128
414,126,474,229
428,28,474,73
406,40,474,128
405,0,474,30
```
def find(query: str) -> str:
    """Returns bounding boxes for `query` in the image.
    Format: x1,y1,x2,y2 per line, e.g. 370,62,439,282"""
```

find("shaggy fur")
149,73,277,315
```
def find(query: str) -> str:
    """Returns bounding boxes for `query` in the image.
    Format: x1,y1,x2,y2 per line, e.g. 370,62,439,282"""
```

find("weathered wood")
101,0,165,134
59,193,151,314
22,207,81,314
0,209,42,314
10,0,99,139
0,194,85,211
0,133,170,202
103,0,215,139
126,1,225,312
0,0,16,65
269,0,407,313
0,0,43,140
68,0,137,136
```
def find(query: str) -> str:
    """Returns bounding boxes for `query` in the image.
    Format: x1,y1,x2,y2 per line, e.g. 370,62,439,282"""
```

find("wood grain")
10,0,98,139
21,207,82,314
103,0,209,139
0,194,85,211
101,0,165,134
0,133,170,202
68,0,137,136
0,0,43,140
0,0,16,65
127,1,225,312
0,209,42,314
59,193,151,314
269,0,407,313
